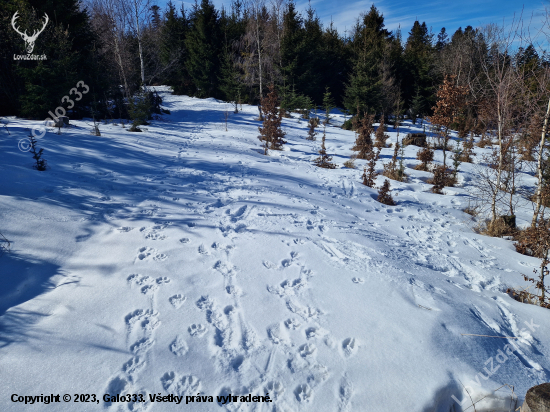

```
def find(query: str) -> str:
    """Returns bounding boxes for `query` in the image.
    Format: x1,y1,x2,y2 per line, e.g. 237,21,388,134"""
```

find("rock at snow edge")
520,383,550,412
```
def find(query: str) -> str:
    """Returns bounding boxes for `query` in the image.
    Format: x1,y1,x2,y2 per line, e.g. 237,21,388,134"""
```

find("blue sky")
161,0,548,43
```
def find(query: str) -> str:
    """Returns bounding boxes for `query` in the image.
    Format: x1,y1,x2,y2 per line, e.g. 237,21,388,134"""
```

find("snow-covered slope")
0,88,548,412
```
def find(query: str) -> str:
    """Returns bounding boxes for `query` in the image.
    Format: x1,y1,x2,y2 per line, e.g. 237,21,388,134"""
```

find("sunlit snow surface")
0,87,548,412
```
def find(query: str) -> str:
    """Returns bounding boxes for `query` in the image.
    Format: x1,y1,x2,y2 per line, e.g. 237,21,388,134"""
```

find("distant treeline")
0,0,548,129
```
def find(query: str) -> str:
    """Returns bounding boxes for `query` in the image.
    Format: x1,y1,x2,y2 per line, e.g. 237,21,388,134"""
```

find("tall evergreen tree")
1,0,101,118
161,2,191,94
318,21,349,107
280,2,305,95
343,5,391,115
185,0,221,98
299,5,323,101
403,20,435,116
218,1,246,106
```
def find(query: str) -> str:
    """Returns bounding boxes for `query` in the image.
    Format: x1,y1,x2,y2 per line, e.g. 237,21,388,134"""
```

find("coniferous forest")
1,0,547,125
3,1,550,409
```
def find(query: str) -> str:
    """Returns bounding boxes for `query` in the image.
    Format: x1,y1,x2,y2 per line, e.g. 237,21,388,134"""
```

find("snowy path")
0,89,549,412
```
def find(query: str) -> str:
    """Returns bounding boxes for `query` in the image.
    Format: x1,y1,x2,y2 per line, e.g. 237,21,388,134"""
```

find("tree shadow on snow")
0,252,70,348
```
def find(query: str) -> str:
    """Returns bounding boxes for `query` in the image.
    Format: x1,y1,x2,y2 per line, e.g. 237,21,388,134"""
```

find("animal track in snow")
188,324,207,337
169,294,186,308
104,377,129,406
299,343,317,358
288,355,308,373
198,244,209,255
136,247,167,262
263,260,276,269
309,364,329,386
161,372,201,396
123,356,146,377
242,326,259,351
284,318,301,330
305,326,326,339
156,276,170,284
140,225,167,240
267,323,288,345
179,237,190,244
352,277,364,284
196,295,214,311
127,274,154,286
286,299,321,320
118,227,134,233
295,383,313,402
339,375,354,412
125,309,160,334
213,260,236,277
130,337,155,354
342,338,358,357
170,335,188,356
225,285,242,297
268,277,307,297
266,381,284,400
141,284,159,295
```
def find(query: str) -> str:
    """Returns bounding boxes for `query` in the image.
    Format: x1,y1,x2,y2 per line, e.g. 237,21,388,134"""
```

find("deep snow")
0,87,548,412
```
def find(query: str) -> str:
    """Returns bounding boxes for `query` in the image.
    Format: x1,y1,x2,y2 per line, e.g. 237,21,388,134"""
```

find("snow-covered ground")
0,87,548,412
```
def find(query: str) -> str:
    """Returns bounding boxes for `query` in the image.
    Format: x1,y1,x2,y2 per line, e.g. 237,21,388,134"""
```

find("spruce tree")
402,20,434,114
377,179,395,205
161,2,191,94
352,113,374,159
322,87,335,125
218,0,246,107
185,0,222,98
343,6,390,115
374,118,389,149
318,21,349,107
362,148,379,187
314,127,336,169
306,117,318,140
280,3,305,98
299,5,323,101
258,84,286,154
27,130,47,171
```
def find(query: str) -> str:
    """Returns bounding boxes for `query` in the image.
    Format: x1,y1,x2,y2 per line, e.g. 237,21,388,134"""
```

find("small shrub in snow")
27,131,47,171
377,179,395,205
362,149,379,188
258,84,286,154
475,217,514,237
383,141,407,182
476,133,492,148
306,117,318,141
343,157,357,169
1,117,10,135
514,220,550,258
351,112,374,160
459,133,475,163
415,146,434,171
429,165,448,194
374,119,389,149
322,87,335,125
511,218,550,309
342,118,353,130
314,128,336,169
128,90,152,132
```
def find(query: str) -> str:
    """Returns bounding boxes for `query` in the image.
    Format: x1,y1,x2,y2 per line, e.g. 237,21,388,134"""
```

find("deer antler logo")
11,11,49,54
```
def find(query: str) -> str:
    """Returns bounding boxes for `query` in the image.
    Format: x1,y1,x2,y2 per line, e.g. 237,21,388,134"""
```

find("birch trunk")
531,96,550,226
